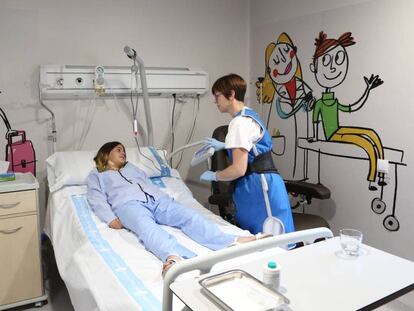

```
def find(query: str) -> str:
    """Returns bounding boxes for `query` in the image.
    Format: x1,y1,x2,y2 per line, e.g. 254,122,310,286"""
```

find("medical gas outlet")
94,66,105,96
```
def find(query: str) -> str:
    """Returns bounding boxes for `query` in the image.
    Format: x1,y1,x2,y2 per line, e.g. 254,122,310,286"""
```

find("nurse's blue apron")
229,108,294,234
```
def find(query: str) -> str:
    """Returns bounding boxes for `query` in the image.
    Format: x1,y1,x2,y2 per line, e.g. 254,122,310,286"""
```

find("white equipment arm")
165,140,204,161
162,227,333,311
135,55,153,145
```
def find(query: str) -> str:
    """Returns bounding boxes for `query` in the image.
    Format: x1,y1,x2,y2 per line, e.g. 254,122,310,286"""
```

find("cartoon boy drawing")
309,31,384,190
256,32,314,177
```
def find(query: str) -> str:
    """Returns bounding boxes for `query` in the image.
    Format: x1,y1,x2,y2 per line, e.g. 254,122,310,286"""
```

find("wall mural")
256,31,407,231
255,32,314,178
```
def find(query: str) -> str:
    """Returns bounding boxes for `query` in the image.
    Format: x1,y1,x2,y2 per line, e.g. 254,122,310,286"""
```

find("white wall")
0,0,249,222
250,0,414,260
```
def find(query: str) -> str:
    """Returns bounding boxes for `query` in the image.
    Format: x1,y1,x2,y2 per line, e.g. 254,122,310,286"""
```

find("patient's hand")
109,218,123,229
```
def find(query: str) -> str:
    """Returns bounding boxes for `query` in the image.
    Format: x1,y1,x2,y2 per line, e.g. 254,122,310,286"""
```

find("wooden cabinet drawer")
0,214,42,305
0,190,36,217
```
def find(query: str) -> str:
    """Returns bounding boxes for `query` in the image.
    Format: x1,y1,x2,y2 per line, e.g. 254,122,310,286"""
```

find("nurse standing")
200,73,294,235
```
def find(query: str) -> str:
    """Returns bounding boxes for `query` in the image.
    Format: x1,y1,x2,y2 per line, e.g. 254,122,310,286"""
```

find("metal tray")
199,269,289,311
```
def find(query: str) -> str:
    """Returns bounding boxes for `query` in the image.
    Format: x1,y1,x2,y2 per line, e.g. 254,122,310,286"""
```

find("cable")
266,99,274,130
0,107,12,131
265,99,286,156
73,92,96,150
72,98,80,150
130,64,139,136
77,91,97,150
175,95,200,169
133,136,162,173
0,106,17,140
170,94,177,167
161,96,173,151
127,67,161,172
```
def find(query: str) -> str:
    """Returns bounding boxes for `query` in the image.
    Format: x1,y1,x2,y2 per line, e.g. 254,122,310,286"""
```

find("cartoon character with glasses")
309,31,385,190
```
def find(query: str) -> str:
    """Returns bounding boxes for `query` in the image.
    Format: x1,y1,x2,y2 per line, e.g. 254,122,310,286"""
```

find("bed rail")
162,227,333,311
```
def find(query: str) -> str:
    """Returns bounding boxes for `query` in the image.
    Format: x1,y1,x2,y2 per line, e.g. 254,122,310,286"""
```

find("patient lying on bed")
87,141,263,276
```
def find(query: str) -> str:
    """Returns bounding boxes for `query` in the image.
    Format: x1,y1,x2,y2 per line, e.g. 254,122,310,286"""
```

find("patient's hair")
212,73,246,101
93,141,125,172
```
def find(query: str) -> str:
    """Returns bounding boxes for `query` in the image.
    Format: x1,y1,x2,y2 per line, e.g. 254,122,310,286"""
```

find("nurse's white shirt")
225,108,262,152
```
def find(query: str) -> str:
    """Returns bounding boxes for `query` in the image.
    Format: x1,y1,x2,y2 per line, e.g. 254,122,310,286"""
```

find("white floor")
7,239,414,311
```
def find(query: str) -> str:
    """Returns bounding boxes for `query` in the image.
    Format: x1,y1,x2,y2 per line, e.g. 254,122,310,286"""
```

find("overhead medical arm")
124,46,154,146
134,55,153,145
162,227,333,311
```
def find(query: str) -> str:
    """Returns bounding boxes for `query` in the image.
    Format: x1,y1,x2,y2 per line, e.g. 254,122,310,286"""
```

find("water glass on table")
340,229,363,256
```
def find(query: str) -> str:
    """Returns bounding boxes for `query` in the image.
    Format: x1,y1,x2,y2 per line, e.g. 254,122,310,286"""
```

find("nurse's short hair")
212,73,246,101
94,141,125,172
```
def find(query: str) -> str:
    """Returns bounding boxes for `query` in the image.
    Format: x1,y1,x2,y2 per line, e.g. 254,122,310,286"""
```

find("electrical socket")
377,159,389,174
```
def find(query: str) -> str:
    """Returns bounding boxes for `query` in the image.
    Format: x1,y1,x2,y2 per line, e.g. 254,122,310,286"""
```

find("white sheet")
44,172,281,311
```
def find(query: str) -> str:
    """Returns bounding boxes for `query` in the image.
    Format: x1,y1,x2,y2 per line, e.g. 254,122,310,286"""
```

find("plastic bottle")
263,260,280,290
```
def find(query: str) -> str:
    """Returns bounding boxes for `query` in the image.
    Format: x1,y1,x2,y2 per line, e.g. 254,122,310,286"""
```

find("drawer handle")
0,226,23,234
0,202,21,209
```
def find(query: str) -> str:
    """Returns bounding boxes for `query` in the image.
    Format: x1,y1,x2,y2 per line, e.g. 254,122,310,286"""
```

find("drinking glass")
340,229,363,256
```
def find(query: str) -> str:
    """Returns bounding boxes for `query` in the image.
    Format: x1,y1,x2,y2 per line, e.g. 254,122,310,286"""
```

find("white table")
170,237,414,311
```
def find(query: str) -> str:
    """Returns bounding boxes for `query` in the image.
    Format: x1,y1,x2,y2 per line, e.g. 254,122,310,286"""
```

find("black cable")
0,107,11,130
266,100,273,129
306,105,309,138
0,106,16,139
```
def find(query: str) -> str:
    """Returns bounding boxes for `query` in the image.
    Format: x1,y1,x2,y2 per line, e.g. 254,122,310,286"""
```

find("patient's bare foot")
234,233,273,245
236,236,257,244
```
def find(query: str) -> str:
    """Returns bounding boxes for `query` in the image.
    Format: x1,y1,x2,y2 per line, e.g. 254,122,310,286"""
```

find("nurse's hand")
200,171,217,182
203,137,226,151
109,218,123,229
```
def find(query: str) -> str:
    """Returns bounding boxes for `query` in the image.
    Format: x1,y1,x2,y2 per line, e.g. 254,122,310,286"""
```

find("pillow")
46,146,170,192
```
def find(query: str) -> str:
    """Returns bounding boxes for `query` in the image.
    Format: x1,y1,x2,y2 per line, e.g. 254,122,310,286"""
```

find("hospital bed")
43,146,333,311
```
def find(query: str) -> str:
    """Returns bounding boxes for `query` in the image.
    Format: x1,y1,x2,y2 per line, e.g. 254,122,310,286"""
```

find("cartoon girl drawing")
309,31,385,190
256,32,314,177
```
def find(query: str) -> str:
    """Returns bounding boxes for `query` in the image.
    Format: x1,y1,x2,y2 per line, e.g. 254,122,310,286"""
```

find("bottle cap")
267,261,277,269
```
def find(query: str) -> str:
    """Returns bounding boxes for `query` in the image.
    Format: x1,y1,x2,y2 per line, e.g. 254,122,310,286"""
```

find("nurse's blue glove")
200,171,217,182
203,137,226,151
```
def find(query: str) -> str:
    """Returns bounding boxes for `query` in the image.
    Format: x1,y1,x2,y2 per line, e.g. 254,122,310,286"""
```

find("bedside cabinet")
0,173,47,310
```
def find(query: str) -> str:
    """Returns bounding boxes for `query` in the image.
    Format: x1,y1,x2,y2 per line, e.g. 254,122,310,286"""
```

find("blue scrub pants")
116,197,236,262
